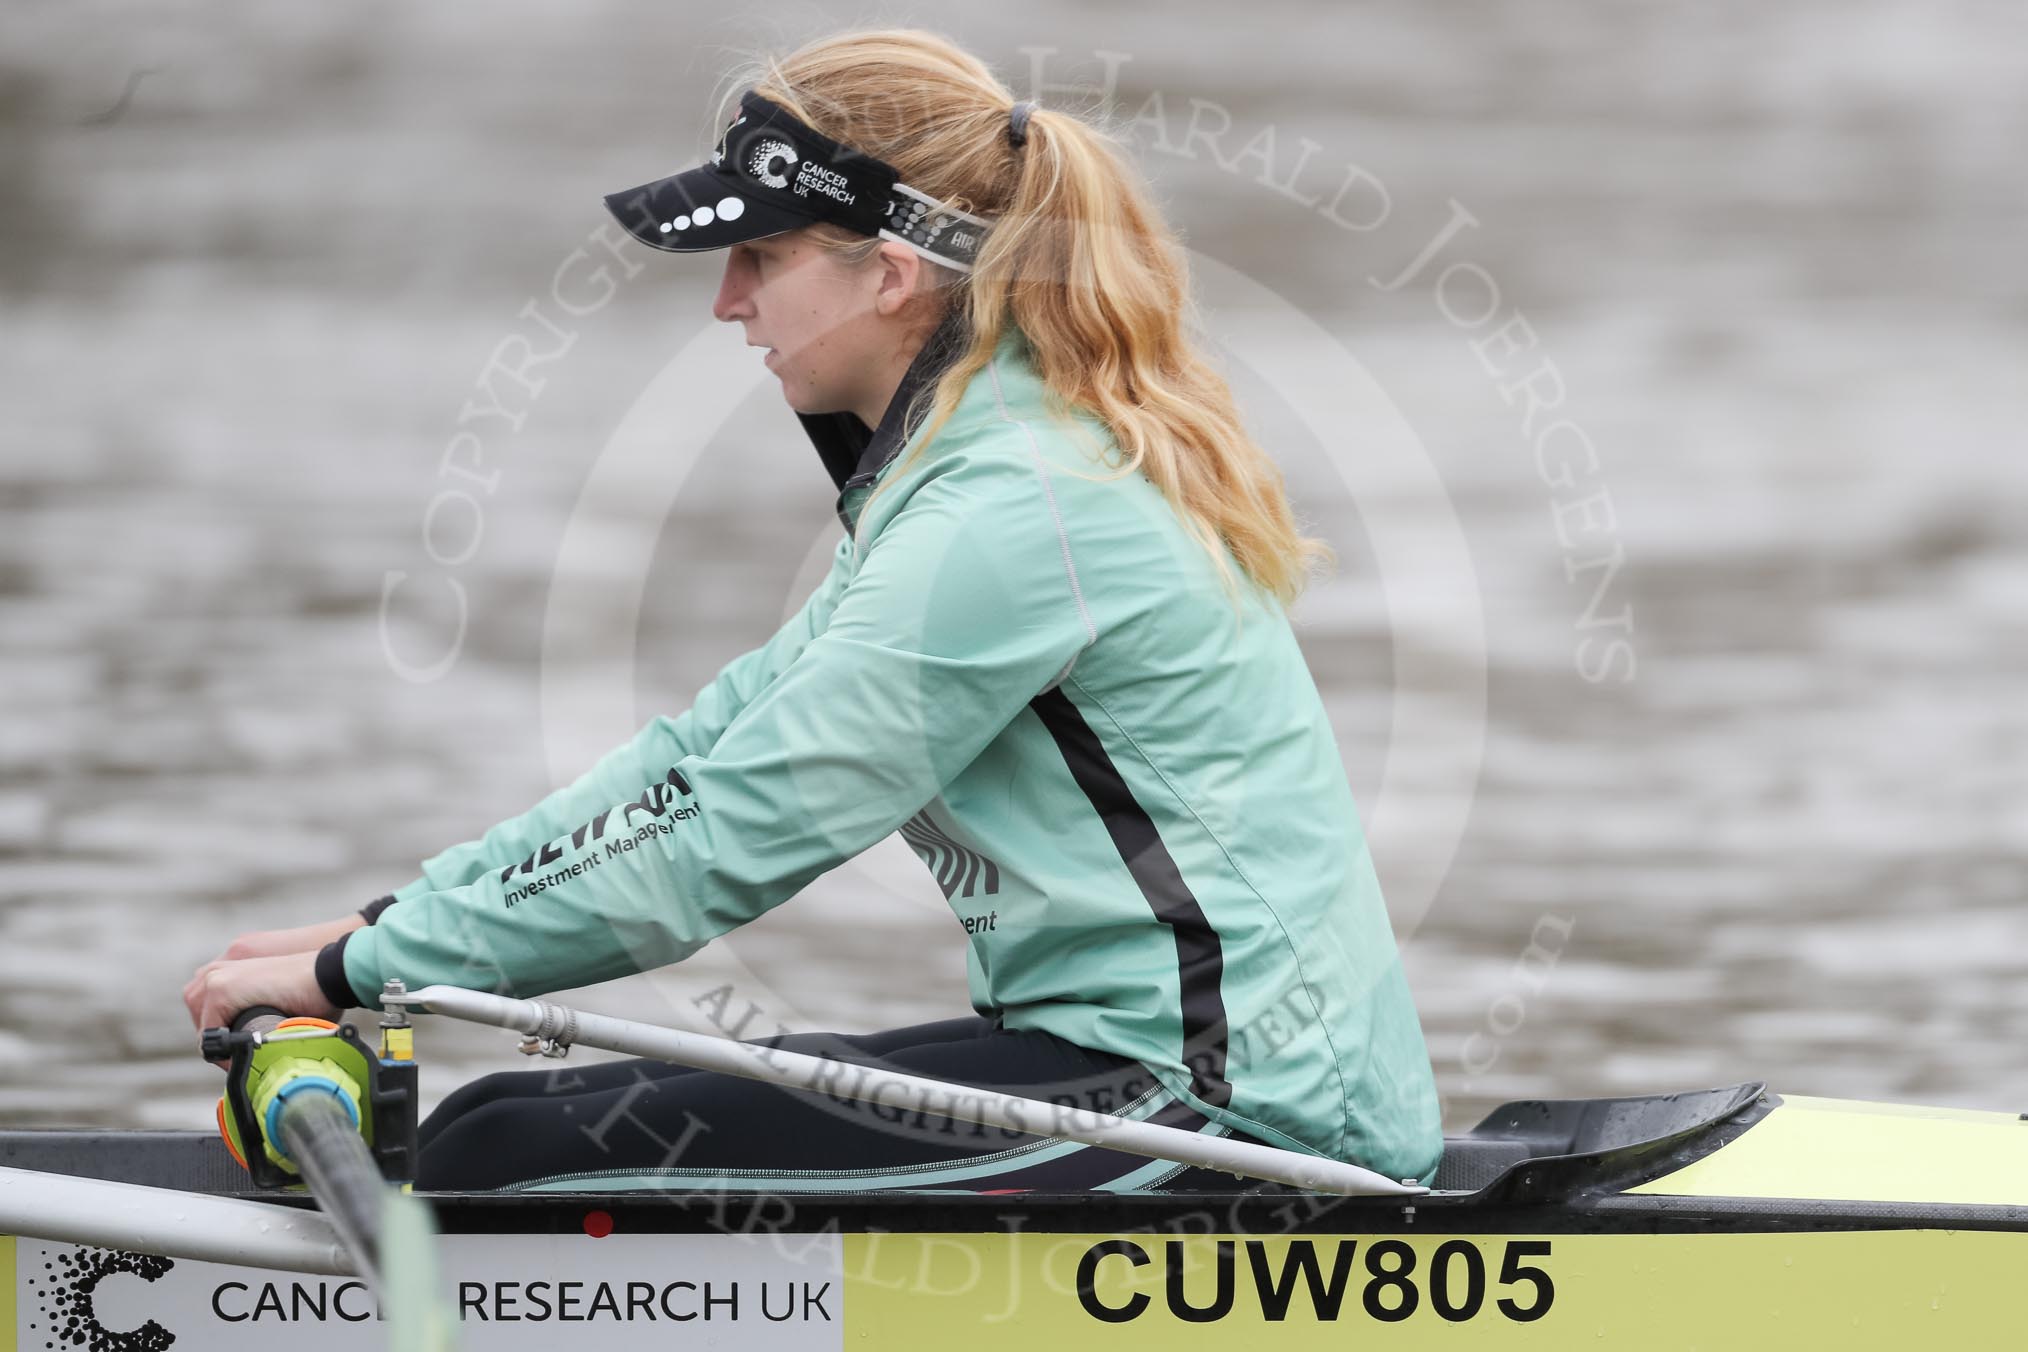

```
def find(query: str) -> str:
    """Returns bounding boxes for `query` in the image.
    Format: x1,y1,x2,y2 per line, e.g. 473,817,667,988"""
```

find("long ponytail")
742,30,1331,606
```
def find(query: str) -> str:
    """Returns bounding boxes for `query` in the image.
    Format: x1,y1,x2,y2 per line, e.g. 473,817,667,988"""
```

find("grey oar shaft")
0,1166,353,1273
401,985,1425,1198
271,1087,458,1350
276,1091,387,1291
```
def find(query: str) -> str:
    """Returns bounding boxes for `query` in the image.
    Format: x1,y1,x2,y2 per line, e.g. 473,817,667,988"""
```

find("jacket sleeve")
380,536,860,906
340,452,1094,1005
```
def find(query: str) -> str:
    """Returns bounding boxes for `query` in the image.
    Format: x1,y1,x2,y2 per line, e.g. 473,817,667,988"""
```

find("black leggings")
415,1016,1257,1193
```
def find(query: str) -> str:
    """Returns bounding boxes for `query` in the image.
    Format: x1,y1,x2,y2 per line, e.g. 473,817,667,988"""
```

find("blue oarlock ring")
264,1075,362,1162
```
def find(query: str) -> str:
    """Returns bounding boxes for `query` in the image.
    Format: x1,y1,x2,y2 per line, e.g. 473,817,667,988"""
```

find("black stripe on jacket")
1030,686,1234,1110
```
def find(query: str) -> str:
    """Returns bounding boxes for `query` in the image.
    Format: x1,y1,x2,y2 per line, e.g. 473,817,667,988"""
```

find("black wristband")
314,935,362,1011
359,893,398,925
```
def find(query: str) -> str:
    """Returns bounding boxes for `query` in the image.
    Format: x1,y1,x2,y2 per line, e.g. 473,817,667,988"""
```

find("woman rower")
183,29,1443,1193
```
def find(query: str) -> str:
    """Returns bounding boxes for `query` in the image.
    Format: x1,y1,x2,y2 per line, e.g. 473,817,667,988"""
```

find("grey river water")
2,1,2024,1135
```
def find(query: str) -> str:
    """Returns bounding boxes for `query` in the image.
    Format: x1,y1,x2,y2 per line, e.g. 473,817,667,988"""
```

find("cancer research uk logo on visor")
748,139,797,190
743,136,858,207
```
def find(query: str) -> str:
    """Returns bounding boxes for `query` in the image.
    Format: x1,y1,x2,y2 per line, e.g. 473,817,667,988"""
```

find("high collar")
795,305,972,497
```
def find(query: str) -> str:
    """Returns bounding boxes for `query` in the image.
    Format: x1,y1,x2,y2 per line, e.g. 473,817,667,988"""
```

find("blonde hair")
733,30,1331,606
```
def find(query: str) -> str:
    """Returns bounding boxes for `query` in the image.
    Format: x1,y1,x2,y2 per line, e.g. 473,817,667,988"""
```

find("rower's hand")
184,951,337,1037
182,914,364,1022
207,913,367,964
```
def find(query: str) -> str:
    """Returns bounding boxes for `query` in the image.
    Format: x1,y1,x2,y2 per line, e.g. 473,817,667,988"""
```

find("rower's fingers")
188,963,255,1033
182,960,216,1000
183,958,229,1027
194,971,240,1037
186,970,218,1031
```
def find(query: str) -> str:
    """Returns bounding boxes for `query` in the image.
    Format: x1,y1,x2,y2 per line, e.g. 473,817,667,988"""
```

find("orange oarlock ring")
216,1095,248,1169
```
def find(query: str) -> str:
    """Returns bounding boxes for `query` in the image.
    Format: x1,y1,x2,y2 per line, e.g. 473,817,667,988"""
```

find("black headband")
602,91,990,272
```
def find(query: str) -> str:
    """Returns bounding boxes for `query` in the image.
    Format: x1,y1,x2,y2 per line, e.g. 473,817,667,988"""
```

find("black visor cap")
603,91,899,254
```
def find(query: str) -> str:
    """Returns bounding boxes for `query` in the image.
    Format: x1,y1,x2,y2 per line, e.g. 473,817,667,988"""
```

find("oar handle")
231,1004,290,1033
199,1005,291,1063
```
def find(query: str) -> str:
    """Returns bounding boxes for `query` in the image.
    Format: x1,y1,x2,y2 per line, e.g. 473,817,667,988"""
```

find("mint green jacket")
339,326,1442,1183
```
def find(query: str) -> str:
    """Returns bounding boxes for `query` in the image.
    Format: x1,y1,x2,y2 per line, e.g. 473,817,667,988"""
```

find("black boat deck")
1,1083,1769,1209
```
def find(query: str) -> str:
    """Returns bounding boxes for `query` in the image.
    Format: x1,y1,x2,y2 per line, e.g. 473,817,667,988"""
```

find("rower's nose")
713,249,757,324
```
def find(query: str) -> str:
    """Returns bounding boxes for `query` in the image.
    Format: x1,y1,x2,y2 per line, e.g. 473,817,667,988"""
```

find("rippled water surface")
2,0,2024,1135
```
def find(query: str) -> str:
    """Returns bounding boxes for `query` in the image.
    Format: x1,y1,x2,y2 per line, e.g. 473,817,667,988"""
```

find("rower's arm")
378,537,859,906
333,450,1092,1006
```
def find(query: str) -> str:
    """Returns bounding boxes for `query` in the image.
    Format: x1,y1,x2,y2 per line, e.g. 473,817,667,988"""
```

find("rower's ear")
871,239,926,318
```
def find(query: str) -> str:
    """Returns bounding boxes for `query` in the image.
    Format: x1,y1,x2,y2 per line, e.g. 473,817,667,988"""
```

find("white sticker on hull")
13,1233,844,1350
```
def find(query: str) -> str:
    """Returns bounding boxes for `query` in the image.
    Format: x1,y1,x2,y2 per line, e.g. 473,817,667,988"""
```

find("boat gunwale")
11,1082,2028,1238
